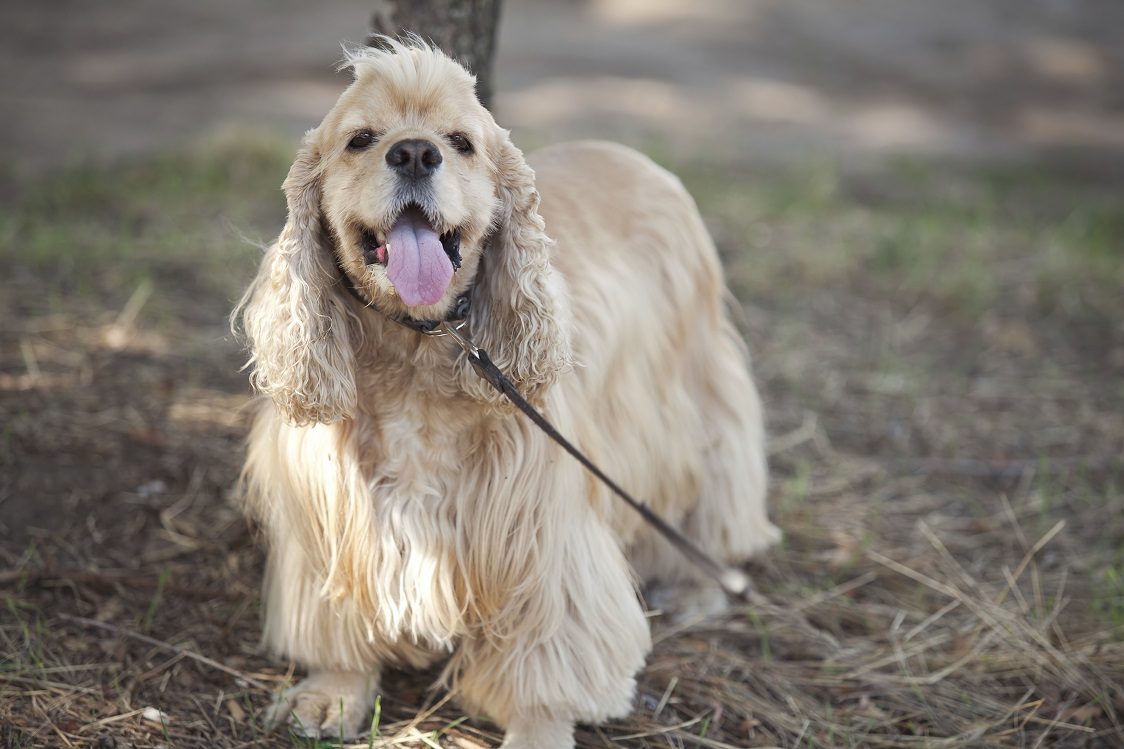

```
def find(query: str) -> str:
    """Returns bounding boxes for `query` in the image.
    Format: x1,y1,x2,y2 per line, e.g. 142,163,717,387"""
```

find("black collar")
335,256,471,335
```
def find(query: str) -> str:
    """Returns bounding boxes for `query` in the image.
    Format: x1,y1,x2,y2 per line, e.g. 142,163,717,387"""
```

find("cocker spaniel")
235,38,779,748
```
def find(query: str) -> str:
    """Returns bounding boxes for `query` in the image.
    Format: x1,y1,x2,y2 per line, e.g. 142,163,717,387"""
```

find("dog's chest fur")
345,362,510,653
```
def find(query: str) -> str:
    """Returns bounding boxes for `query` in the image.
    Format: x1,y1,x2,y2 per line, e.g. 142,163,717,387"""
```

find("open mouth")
359,203,462,307
361,205,461,271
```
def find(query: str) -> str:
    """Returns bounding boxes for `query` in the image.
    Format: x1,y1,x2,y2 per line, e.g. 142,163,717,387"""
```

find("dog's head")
316,41,501,314
236,39,571,425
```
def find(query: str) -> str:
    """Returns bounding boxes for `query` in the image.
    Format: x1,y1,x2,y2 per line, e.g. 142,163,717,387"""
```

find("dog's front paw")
266,670,377,740
500,715,574,749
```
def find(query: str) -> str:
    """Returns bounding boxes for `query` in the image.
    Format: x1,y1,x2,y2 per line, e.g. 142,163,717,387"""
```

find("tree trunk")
369,0,504,110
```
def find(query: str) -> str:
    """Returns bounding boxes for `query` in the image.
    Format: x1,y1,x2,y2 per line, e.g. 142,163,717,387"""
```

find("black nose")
385,138,442,178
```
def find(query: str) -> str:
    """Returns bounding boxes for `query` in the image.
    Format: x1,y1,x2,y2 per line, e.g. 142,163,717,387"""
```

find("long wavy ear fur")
460,137,573,408
234,140,358,425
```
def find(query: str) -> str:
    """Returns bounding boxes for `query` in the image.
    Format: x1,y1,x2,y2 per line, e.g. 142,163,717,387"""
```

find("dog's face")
310,48,502,315
238,42,569,425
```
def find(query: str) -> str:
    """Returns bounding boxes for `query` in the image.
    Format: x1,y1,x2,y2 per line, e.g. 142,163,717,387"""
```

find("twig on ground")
58,614,273,691
0,567,242,600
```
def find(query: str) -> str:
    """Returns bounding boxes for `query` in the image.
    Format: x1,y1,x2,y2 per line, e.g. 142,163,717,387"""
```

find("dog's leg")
452,513,650,749
687,325,781,561
266,669,378,739
257,518,387,740
259,539,383,739
639,325,781,624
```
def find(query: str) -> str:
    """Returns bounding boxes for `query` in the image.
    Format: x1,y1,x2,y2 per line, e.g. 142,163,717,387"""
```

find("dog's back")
530,140,780,594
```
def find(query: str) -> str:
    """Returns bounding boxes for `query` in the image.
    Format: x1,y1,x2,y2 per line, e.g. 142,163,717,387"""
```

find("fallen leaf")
226,698,245,723
142,706,170,724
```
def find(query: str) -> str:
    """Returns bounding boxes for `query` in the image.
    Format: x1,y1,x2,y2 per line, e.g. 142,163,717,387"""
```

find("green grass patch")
681,160,1124,324
1,133,294,318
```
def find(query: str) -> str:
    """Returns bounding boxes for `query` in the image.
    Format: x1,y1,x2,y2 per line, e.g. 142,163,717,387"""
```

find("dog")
234,38,779,748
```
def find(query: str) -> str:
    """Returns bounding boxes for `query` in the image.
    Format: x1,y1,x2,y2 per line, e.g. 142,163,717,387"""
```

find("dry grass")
1,141,1121,748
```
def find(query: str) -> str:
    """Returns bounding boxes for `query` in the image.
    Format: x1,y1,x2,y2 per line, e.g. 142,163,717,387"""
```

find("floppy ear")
234,140,358,425
460,137,573,408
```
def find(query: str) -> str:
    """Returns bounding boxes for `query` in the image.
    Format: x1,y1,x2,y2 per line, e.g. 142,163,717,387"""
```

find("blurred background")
4,0,1124,170
2,1,1122,747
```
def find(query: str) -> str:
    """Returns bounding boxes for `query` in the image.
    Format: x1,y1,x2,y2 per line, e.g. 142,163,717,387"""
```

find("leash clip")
437,321,479,357
420,318,469,338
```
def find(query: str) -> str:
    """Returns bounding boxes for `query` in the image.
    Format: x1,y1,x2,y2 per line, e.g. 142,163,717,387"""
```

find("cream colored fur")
234,39,779,747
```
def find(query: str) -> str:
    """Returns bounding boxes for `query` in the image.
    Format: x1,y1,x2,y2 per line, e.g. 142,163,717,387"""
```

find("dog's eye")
446,133,474,155
347,130,378,151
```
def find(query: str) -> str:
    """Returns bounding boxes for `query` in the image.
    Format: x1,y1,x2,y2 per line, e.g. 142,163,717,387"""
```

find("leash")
436,322,752,599
336,261,752,598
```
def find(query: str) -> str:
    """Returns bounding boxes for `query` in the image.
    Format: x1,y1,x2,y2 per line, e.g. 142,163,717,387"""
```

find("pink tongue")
385,209,454,307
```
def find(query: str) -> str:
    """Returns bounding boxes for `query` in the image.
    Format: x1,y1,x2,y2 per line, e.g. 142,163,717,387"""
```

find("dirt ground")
1,1,1123,748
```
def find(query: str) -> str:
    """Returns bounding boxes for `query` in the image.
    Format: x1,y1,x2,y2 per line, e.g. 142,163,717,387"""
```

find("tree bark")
369,0,504,110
